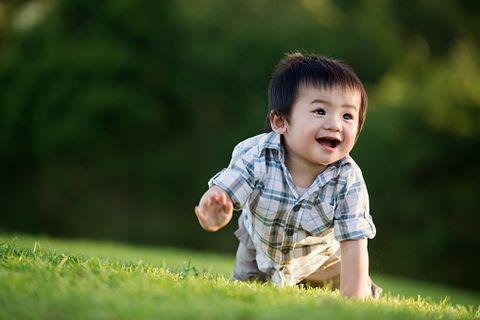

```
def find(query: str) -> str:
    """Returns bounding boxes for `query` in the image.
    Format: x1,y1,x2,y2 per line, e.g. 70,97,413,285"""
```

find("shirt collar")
259,131,282,152
314,156,353,188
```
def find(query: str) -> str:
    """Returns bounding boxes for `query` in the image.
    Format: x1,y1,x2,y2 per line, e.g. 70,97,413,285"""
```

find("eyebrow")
310,99,358,111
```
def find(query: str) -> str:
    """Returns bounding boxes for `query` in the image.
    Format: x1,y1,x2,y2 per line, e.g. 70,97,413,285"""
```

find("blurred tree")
0,0,479,289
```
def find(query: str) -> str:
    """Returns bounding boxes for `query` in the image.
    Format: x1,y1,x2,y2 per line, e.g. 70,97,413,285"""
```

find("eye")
343,113,354,120
313,108,325,115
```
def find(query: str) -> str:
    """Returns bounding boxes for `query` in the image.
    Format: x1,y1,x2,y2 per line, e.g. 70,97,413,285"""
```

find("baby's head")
265,52,367,139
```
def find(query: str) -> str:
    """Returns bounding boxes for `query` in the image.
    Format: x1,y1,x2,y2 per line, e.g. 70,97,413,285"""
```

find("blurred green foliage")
0,0,479,290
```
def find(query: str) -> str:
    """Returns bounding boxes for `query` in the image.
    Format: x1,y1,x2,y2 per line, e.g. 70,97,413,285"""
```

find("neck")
284,154,327,188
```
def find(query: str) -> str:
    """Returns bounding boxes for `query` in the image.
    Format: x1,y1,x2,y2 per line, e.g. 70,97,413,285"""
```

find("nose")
323,114,341,132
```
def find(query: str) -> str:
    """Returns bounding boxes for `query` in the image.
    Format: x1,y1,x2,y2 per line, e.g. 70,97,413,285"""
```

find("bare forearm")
340,238,370,299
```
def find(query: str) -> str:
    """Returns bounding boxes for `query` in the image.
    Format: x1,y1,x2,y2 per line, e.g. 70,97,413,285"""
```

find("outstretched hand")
194,186,233,232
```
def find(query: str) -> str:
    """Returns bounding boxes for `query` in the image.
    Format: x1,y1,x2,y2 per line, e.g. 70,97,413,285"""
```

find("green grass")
0,234,478,319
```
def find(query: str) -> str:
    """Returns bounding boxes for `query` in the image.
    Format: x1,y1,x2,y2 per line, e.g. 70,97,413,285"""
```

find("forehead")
295,84,362,109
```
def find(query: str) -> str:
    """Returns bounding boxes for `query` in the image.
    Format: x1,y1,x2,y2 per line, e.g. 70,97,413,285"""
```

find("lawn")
0,234,478,319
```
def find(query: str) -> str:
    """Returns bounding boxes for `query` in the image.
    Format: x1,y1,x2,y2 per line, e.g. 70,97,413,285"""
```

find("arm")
194,186,234,232
340,238,370,299
196,136,261,232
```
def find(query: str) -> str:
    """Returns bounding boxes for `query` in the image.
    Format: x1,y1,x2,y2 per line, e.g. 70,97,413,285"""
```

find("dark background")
1,0,479,291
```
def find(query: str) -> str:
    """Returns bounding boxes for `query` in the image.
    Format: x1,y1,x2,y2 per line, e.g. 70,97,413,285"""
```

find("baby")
195,52,381,299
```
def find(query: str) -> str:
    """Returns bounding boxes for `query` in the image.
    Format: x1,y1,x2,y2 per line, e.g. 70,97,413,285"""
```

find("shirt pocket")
249,183,279,218
300,202,335,236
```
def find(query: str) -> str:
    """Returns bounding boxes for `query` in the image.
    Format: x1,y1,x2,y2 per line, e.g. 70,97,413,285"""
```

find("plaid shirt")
209,132,376,286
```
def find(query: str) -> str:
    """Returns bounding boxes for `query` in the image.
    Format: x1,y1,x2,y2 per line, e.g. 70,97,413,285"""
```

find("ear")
269,112,288,134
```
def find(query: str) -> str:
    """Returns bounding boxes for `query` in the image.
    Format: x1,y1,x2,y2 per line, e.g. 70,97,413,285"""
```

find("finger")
224,201,233,214
212,193,223,206
195,207,212,231
205,197,211,208
194,206,204,219
220,192,227,206
209,189,217,198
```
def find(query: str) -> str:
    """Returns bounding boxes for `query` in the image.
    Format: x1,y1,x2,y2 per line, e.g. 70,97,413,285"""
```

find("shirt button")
281,248,289,254
286,228,294,236
293,204,301,211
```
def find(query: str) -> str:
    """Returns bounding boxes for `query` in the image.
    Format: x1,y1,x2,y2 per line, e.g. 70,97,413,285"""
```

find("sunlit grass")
0,234,478,319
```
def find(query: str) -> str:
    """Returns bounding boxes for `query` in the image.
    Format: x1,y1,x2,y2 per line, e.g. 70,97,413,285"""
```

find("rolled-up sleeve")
208,145,257,210
333,166,376,241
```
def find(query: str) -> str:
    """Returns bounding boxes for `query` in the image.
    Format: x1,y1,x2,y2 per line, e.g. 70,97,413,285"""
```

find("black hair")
265,52,368,137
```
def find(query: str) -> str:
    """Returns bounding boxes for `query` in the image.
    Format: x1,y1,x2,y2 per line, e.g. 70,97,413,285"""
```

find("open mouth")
316,137,341,149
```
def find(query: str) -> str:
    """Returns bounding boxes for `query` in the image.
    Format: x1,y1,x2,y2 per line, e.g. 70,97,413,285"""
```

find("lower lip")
317,141,338,152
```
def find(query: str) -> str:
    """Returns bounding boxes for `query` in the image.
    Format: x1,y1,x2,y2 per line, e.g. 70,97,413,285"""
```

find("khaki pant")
232,225,382,299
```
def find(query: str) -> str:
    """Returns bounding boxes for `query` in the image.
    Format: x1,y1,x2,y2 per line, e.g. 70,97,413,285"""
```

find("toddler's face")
275,85,360,173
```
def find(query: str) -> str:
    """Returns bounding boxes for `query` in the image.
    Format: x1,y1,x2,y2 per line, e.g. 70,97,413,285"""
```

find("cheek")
348,122,359,135
343,127,357,144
